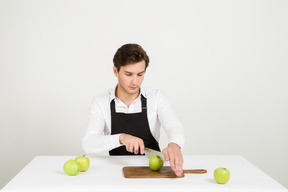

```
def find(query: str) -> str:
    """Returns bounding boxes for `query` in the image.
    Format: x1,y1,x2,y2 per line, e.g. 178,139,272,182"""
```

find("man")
82,43,185,176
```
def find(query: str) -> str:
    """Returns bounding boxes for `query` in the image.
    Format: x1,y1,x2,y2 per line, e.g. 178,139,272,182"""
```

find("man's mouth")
129,86,137,90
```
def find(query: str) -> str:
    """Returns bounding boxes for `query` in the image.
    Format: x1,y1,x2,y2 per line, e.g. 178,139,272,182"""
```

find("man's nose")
132,75,138,84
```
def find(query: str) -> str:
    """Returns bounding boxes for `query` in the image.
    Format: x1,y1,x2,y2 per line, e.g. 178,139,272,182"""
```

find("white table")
1,155,287,192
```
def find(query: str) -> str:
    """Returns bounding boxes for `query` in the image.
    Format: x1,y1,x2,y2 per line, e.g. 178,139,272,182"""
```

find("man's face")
113,60,146,96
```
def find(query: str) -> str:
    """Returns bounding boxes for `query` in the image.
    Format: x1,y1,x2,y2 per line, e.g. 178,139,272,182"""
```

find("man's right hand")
119,134,145,155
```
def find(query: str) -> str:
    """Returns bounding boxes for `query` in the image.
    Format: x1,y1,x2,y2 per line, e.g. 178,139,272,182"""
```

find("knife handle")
183,169,207,174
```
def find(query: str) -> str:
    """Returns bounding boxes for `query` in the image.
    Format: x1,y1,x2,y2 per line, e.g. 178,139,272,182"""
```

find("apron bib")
109,95,160,155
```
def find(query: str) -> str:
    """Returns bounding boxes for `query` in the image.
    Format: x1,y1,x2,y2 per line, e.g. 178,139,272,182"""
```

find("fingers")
162,148,170,161
134,139,144,154
169,154,177,173
134,141,145,154
164,143,183,176
134,143,139,154
169,154,183,176
129,143,134,153
121,134,145,154
174,156,183,176
139,140,145,155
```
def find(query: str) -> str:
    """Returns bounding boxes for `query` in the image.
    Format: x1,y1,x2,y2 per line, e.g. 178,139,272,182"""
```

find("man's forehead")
120,60,146,73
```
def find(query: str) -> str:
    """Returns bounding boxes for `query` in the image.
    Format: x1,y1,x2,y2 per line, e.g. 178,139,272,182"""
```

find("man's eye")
138,74,143,76
126,73,132,76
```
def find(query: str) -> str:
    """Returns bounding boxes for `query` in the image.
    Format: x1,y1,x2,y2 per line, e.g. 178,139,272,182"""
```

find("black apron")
109,94,160,155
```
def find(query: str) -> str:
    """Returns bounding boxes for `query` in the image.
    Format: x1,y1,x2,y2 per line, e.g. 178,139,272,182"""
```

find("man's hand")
162,142,183,176
119,134,145,154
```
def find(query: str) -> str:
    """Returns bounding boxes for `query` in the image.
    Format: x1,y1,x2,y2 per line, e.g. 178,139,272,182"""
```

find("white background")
0,0,287,189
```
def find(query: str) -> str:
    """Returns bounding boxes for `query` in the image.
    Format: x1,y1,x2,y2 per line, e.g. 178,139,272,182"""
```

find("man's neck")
115,86,140,107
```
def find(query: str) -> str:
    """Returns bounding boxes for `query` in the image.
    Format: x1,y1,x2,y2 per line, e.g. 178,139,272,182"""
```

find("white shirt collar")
109,85,146,102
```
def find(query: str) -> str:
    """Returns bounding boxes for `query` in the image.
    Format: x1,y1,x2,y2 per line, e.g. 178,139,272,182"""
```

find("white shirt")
82,87,185,155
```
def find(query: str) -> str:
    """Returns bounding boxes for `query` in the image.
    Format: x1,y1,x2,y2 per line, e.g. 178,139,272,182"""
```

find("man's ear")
113,66,118,77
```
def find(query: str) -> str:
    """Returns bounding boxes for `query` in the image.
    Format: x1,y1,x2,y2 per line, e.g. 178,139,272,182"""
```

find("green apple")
214,167,230,184
149,155,164,171
63,159,80,176
75,155,90,172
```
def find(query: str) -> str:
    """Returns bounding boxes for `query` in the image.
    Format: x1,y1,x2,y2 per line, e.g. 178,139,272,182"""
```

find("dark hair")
113,43,150,71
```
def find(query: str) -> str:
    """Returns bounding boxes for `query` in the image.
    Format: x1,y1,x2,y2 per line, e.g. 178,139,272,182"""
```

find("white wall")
0,0,287,189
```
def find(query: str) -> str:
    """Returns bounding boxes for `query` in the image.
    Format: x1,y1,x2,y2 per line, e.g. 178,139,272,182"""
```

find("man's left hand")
162,142,183,176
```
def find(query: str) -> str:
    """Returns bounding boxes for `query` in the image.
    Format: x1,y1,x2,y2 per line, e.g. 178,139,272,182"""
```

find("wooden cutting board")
122,166,207,178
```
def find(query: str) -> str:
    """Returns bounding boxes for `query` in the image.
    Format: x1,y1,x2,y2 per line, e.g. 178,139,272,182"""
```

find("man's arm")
82,97,122,154
156,90,185,176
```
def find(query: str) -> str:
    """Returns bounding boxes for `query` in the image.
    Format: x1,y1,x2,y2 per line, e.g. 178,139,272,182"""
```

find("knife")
144,147,165,161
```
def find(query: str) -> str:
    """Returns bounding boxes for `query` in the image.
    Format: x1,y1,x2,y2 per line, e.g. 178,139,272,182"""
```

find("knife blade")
144,147,165,161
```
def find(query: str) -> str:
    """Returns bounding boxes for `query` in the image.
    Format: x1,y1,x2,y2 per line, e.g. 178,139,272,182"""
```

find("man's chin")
127,88,140,94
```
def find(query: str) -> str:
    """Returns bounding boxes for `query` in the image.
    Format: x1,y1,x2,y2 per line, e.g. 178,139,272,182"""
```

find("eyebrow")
124,70,146,74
